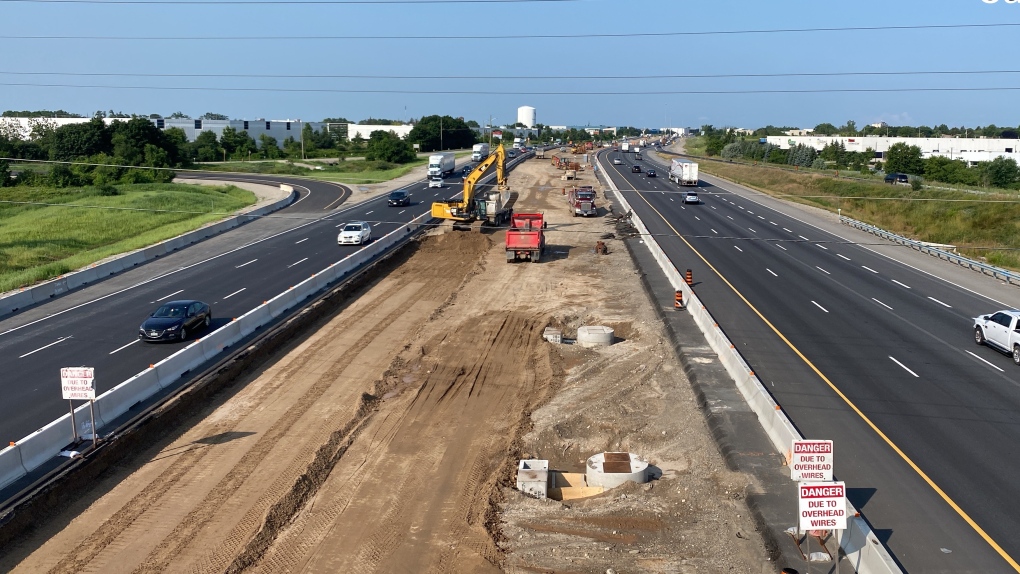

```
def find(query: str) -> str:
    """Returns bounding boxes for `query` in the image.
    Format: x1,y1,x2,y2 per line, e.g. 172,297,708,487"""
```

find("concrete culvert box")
586,452,648,489
576,325,613,348
516,459,549,499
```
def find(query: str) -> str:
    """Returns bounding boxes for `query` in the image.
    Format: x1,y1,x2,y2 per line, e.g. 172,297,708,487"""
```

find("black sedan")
646,169,656,177
631,165,642,173
387,190,411,206
139,300,212,342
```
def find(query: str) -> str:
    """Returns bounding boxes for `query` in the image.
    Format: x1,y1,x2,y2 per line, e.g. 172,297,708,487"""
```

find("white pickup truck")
974,310,1020,365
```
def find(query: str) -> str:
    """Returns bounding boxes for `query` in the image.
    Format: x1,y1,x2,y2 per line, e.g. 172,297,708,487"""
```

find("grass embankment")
0,183,256,292
677,153,1020,270
197,151,474,185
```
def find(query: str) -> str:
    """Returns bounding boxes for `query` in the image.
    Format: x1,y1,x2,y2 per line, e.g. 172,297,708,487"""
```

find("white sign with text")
790,439,834,481
798,481,847,531
61,367,95,400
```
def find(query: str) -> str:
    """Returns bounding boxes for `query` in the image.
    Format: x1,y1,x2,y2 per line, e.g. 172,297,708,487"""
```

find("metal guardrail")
596,152,902,574
840,215,1020,287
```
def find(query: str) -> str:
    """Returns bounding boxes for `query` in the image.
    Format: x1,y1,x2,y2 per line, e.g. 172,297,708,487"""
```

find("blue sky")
1,0,1018,130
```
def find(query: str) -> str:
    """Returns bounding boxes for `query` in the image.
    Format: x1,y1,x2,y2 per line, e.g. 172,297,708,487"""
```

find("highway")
600,147,1020,573
0,162,485,446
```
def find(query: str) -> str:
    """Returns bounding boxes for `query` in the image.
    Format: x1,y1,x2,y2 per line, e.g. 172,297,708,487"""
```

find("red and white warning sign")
798,481,847,531
60,367,95,400
790,439,833,481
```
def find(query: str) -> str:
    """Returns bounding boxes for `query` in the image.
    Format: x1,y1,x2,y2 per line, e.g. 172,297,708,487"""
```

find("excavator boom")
431,145,506,222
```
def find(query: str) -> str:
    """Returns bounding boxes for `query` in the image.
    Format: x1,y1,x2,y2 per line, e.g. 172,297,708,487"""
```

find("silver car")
682,192,700,204
338,221,372,245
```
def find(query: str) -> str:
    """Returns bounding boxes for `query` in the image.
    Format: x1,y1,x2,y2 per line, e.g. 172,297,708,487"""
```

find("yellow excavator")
431,144,515,230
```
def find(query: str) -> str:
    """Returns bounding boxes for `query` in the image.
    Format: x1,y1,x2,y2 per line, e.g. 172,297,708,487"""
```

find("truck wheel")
974,327,986,345
506,250,515,263
532,250,540,263
1014,344,1020,366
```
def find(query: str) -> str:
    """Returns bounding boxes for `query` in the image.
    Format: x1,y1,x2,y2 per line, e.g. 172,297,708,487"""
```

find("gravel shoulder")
0,154,771,573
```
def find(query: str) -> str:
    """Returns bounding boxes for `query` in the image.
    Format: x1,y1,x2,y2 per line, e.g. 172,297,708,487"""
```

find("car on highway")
139,300,211,342
631,165,641,173
884,172,910,185
646,169,656,177
508,150,517,158
682,192,700,204
613,158,622,165
462,165,473,175
428,177,444,188
387,190,410,206
974,310,1020,365
338,221,372,245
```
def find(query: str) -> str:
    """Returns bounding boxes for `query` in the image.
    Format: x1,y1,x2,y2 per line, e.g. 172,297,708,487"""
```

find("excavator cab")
431,145,509,227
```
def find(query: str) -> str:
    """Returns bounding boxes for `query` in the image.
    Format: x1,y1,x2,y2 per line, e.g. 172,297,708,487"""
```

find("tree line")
884,142,1019,189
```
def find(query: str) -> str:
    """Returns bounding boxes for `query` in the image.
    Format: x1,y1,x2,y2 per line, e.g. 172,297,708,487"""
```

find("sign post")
790,439,833,481
60,367,96,448
798,480,846,568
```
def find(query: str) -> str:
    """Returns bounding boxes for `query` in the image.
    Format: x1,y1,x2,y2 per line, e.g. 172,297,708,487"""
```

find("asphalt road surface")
600,148,1020,573
0,163,490,445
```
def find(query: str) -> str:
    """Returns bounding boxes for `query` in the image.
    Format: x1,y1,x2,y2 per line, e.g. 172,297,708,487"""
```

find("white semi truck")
471,143,490,161
427,152,456,178
621,142,630,152
669,158,699,186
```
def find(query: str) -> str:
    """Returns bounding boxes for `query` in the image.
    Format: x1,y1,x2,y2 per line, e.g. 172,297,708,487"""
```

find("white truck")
974,310,1020,365
513,137,523,149
427,152,456,178
621,142,630,152
669,158,699,186
471,143,490,161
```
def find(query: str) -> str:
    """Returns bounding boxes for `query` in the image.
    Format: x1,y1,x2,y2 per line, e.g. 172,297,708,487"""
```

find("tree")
465,120,480,128
358,118,402,125
839,120,858,136
407,115,476,152
200,112,229,120
813,123,838,135
365,130,416,163
0,160,11,187
923,156,973,185
258,134,282,159
49,118,110,161
168,111,190,119
983,156,1020,188
322,117,352,124
884,142,923,175
190,130,221,162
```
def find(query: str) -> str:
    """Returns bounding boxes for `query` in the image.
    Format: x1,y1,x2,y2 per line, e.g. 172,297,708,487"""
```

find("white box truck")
471,143,490,161
621,142,630,152
669,158,699,186
427,152,456,178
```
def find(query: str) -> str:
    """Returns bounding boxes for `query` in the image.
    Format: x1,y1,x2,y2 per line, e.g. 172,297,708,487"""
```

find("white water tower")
517,106,536,128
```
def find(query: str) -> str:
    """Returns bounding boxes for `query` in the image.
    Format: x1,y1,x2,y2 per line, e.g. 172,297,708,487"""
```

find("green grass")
0,183,256,292
678,158,1020,270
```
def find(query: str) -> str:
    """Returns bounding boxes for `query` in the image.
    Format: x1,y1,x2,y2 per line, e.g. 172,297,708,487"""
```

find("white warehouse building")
766,135,1020,166
517,106,536,129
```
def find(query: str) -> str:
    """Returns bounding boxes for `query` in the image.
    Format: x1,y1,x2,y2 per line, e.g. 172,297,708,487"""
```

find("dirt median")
0,153,770,573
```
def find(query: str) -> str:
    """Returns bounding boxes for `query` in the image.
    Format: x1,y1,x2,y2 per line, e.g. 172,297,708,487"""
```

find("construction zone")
0,150,772,573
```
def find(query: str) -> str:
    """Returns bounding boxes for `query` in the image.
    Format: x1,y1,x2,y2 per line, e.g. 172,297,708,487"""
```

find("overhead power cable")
0,0,578,4
3,69,1020,81
1,22,1018,40
3,82,1020,95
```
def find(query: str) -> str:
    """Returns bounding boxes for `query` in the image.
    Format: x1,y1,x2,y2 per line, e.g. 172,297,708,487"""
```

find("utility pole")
440,116,443,151
299,120,305,160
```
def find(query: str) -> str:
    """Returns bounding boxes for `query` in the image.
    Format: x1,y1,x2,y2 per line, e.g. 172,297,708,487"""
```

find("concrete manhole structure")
586,452,649,488
576,325,614,348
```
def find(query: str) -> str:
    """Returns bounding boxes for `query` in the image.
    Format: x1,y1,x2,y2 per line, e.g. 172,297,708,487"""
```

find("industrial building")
766,135,1020,166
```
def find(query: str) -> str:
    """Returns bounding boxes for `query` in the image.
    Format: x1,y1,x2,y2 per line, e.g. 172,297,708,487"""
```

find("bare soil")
0,153,771,573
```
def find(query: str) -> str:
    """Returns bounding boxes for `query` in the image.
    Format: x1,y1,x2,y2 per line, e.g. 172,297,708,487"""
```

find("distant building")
870,122,888,129
517,106,536,129
766,135,1020,166
785,129,814,136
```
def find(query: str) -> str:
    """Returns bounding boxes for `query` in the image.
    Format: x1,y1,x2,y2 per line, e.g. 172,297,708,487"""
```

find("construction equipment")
432,144,511,230
567,186,597,216
506,212,546,263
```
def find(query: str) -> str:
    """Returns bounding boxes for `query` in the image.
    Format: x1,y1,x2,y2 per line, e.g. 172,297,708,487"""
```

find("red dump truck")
506,212,546,263
567,186,597,217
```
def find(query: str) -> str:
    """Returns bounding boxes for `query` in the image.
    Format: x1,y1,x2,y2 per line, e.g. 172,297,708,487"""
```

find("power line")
3,81,1020,95
0,22,1017,40
0,0,577,4
3,69,1020,81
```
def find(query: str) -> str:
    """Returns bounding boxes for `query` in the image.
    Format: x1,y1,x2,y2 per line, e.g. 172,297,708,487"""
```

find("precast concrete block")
0,291,35,316
237,305,272,333
64,267,100,291
199,326,235,362
73,400,104,434
577,326,614,348
17,413,74,472
95,369,160,425
154,345,205,388
30,279,65,305
516,459,549,499
0,445,27,491
142,245,165,260
117,252,148,271
585,452,648,488
267,290,298,318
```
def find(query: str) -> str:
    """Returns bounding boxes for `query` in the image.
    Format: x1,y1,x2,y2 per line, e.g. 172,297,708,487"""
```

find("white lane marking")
710,205,716,210
109,339,140,355
739,206,745,210
224,287,246,299
767,268,778,277
770,221,777,225
366,211,374,215
236,259,257,268
967,351,1005,372
783,227,793,233
399,209,406,214
295,238,308,244
872,298,893,309
734,246,743,252
928,296,952,308
287,258,308,268
694,216,701,221
816,266,831,275
837,254,851,261
757,215,765,220
748,210,755,214
670,197,674,201
157,289,184,302
20,337,70,358
862,266,879,273
748,228,758,234
798,235,810,241
890,356,919,378
816,244,828,250
711,229,718,234
892,279,912,289
812,301,829,313
727,215,734,220
776,244,787,251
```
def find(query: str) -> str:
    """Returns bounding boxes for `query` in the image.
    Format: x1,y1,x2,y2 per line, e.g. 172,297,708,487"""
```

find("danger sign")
798,481,847,531
61,367,95,400
790,439,833,481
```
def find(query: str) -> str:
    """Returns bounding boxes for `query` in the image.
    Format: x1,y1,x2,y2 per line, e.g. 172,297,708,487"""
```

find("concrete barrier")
597,154,901,574
0,445,27,491
0,186,298,318
267,290,298,318
17,414,74,472
94,369,161,425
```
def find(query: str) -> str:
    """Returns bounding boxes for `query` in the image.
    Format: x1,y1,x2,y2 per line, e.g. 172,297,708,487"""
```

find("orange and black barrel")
685,269,693,286
674,290,683,309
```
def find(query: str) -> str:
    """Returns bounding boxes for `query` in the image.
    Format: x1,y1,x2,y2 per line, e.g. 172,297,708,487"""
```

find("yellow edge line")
611,157,1020,571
